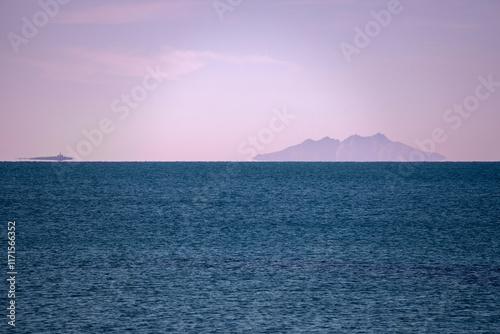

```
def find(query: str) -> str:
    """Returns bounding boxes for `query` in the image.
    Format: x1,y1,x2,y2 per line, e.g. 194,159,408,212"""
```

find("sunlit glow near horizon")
1,0,499,161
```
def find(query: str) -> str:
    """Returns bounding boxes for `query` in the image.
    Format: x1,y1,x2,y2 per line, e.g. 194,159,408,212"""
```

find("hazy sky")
1,0,499,161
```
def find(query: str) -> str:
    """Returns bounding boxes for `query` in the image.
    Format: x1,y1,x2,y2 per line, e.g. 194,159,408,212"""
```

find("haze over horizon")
1,0,499,161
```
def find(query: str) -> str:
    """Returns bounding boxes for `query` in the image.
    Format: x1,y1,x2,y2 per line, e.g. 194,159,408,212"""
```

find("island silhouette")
254,133,445,162
22,153,73,162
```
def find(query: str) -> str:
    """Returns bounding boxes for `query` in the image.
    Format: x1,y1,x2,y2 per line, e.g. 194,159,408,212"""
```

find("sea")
1,162,499,333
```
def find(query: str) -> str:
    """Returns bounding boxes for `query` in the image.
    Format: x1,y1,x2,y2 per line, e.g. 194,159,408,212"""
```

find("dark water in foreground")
1,162,499,333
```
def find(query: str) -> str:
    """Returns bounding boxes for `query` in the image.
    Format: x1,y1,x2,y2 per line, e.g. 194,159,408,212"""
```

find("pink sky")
1,0,499,161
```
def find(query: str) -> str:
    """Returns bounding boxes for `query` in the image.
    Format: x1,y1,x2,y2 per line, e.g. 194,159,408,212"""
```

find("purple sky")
1,0,499,161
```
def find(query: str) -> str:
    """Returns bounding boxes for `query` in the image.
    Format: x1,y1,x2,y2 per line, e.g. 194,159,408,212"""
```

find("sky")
0,0,499,161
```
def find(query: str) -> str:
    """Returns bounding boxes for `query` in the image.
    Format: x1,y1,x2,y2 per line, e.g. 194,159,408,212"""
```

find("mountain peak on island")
373,132,388,139
254,133,445,162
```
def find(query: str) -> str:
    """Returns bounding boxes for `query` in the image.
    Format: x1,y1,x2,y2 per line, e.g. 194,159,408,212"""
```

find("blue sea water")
1,162,499,333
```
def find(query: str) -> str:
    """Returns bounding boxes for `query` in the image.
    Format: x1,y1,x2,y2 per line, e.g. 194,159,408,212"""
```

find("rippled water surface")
1,162,499,333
